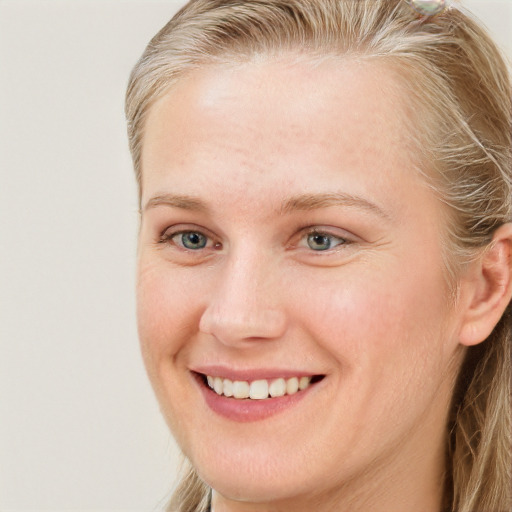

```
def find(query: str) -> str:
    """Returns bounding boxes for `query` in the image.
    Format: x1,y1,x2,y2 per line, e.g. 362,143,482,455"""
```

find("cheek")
136,258,204,371
295,260,452,385
293,266,456,452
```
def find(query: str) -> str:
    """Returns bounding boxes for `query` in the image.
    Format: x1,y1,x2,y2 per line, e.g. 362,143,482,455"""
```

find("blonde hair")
125,1,512,511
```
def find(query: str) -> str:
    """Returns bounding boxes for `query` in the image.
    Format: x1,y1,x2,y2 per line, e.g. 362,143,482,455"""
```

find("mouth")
195,372,325,400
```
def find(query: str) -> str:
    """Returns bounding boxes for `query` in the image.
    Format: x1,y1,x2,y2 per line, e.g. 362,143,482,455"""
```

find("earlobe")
458,223,512,347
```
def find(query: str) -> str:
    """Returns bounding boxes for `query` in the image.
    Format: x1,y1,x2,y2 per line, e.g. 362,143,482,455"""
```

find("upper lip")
191,365,322,381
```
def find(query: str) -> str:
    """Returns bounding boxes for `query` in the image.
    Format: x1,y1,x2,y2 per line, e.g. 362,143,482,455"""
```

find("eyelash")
157,226,351,253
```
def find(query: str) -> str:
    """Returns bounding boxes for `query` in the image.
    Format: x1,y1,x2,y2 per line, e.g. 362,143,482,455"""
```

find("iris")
181,232,208,250
307,233,334,251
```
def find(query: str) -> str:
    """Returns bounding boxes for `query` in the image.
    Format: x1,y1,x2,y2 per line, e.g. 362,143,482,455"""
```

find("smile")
206,375,313,400
193,370,326,422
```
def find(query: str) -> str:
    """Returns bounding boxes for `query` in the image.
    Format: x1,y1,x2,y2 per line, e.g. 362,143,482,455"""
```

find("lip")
191,368,325,423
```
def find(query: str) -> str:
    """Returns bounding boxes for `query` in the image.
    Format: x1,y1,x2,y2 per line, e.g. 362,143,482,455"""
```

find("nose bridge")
199,244,287,343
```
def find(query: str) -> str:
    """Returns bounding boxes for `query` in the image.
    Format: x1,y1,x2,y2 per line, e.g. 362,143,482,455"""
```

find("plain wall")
1,1,511,510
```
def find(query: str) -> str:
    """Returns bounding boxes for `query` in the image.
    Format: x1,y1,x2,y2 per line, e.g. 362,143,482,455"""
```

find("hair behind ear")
450,301,512,512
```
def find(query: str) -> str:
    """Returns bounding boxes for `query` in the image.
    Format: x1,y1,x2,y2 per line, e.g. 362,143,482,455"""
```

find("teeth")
299,376,310,390
233,380,250,399
213,377,223,395
223,379,233,397
205,375,313,400
269,378,286,397
286,377,299,395
249,380,269,400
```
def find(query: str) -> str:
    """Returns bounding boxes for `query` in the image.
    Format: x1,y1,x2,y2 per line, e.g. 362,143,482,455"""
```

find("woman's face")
138,58,466,509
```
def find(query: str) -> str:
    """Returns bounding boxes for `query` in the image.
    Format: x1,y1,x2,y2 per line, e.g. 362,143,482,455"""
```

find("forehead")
140,56,421,207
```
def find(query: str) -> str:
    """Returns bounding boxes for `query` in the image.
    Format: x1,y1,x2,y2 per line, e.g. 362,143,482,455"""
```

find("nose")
199,249,288,346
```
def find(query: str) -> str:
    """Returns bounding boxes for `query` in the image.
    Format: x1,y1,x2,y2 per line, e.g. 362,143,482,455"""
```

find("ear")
458,223,512,347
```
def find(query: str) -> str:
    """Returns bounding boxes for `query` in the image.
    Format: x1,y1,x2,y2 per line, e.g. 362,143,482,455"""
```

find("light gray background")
1,1,511,510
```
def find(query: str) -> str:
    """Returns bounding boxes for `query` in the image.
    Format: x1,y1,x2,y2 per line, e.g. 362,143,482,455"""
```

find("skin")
136,57,511,512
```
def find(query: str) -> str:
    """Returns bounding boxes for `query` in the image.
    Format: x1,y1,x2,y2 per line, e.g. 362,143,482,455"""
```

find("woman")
125,1,512,511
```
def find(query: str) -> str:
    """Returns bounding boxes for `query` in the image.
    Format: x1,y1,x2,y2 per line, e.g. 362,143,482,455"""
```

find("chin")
201,467,309,505
186,438,330,506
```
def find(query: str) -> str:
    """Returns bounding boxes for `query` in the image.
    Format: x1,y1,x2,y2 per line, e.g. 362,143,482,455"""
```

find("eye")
176,231,208,250
158,227,220,252
302,230,348,252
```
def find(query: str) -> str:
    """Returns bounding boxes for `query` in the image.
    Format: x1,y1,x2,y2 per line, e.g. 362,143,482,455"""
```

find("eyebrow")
143,191,391,220
280,192,391,220
143,194,209,213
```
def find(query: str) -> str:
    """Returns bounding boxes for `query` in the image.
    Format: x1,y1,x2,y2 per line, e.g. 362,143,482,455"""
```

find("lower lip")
194,374,318,423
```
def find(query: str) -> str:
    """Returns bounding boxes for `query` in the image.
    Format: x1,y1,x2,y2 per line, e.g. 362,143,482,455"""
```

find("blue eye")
306,232,346,251
177,231,208,250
